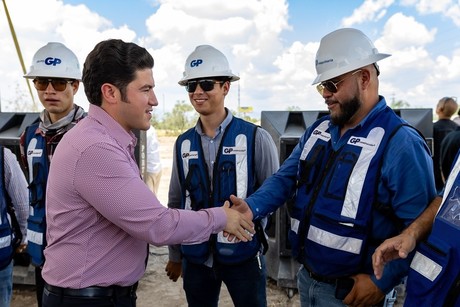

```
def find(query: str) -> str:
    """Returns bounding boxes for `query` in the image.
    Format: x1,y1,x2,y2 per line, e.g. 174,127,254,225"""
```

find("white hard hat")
24,42,81,80
178,45,239,85
312,28,391,84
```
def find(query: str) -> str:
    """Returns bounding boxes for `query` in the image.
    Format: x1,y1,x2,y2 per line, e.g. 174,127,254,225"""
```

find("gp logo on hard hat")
44,57,62,66
190,59,203,67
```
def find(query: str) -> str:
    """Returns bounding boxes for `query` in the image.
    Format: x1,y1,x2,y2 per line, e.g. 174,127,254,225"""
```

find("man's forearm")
403,196,442,243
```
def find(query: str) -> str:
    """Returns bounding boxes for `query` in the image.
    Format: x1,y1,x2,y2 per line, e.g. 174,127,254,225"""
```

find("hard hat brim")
24,70,82,81
178,73,240,86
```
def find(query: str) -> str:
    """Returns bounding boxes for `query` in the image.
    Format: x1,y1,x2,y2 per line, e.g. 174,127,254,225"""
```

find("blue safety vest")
0,147,19,269
289,107,407,277
23,124,49,266
405,153,460,307
176,117,261,264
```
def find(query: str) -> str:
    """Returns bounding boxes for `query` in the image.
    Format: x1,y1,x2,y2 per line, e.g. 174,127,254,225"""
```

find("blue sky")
1,0,460,119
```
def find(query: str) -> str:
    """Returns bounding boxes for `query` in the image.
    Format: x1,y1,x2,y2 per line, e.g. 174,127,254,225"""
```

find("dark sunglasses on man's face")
185,79,224,93
316,70,362,96
33,78,75,92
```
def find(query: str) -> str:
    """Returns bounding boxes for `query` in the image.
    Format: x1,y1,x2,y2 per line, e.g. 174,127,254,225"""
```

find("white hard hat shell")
312,28,391,84
178,45,239,85
24,42,81,80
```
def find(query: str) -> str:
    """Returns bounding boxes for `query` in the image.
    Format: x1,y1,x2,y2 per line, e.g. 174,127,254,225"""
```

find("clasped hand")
222,195,255,242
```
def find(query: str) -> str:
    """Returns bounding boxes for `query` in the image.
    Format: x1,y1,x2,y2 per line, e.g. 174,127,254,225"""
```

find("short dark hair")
82,39,154,106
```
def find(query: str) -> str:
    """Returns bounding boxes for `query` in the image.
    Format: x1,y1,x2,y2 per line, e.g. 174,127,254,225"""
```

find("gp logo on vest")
182,152,198,159
190,59,203,67
349,138,361,144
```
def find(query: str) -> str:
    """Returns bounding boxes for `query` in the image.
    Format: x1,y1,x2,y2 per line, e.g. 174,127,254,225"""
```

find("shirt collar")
329,95,387,133
88,104,137,149
195,108,233,136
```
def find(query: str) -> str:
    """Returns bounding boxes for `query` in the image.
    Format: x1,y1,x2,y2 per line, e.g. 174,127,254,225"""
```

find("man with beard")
230,28,436,306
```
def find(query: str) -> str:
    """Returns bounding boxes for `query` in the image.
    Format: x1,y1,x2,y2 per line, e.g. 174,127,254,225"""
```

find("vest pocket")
184,164,205,210
26,214,46,266
28,163,46,207
0,222,14,269
215,235,260,264
298,145,325,191
218,161,236,203
324,151,358,200
406,238,454,305
304,214,366,276
181,243,210,264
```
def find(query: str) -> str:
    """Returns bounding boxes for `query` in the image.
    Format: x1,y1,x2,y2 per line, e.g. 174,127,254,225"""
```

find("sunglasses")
33,78,75,92
185,79,224,93
316,70,362,95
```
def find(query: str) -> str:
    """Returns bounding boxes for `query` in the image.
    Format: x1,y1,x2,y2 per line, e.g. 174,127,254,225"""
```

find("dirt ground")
11,135,300,307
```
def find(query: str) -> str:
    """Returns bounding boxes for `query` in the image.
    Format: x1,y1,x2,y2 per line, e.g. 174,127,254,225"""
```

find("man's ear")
223,81,230,96
359,68,372,90
72,80,80,95
101,83,119,104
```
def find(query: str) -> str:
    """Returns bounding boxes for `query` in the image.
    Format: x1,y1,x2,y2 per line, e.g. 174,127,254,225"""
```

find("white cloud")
341,0,395,27
0,0,139,112
414,0,452,14
142,0,296,114
375,10,460,109
2,0,460,120
378,12,436,50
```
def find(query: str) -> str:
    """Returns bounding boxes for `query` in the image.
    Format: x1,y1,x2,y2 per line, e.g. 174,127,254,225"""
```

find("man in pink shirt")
40,39,254,307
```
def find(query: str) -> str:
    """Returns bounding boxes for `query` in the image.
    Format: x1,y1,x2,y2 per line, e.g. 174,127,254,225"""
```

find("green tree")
2,83,38,112
286,105,301,111
390,99,410,109
160,100,197,133
150,111,160,127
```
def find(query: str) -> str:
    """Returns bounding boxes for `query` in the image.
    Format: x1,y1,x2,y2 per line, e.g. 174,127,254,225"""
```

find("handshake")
165,194,257,283
222,194,256,243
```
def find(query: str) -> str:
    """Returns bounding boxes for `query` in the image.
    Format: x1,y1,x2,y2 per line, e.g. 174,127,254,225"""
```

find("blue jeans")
183,253,267,307
297,266,345,307
0,260,13,307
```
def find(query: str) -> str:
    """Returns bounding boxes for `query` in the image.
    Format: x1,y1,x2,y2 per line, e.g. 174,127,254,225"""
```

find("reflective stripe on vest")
224,134,248,198
342,127,384,219
180,139,195,211
410,251,442,282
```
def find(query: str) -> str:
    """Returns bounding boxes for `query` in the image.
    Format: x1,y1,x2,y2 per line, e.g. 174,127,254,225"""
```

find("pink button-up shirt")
42,105,226,288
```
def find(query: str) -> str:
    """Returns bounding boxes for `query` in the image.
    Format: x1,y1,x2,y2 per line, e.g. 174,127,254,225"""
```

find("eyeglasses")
33,78,75,92
316,70,362,95
185,79,224,93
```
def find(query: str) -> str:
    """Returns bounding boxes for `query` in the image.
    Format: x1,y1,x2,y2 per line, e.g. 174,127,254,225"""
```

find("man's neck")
199,109,227,137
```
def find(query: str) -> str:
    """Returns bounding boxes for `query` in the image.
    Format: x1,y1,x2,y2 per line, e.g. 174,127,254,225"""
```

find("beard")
330,95,362,126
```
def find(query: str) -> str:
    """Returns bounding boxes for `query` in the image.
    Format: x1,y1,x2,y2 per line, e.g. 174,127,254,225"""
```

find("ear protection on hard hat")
312,28,391,84
178,45,239,85
24,42,81,80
